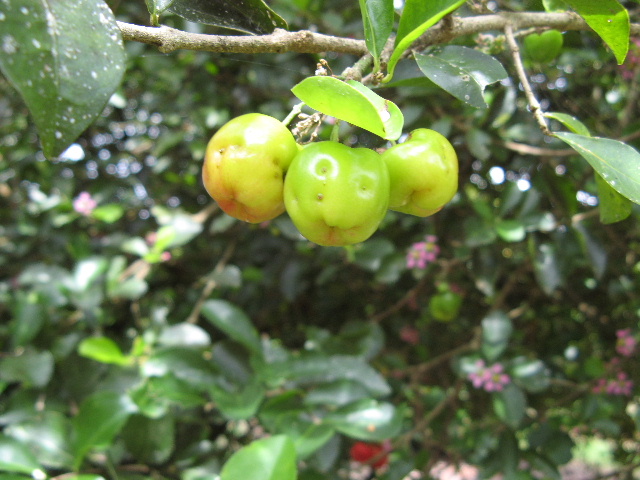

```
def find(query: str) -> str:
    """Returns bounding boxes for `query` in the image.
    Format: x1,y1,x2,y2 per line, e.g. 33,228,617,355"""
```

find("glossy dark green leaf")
167,0,287,35
510,357,551,393
142,347,221,389
304,380,372,407
157,323,211,347
265,354,391,397
4,411,74,469
531,242,563,295
72,391,138,469
210,377,265,420
78,337,130,366
291,76,404,140
562,0,629,64
220,435,297,480
201,300,262,355
385,0,467,80
573,222,607,279
325,399,402,441
492,383,527,428
0,0,125,157
359,0,394,70
121,414,175,465
0,350,54,388
555,131,640,207
595,173,633,224
415,47,508,108
481,311,512,361
129,374,206,418
293,424,335,459
0,436,42,474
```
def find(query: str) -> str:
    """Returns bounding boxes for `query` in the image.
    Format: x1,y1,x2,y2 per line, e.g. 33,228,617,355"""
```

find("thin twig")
185,242,236,324
504,23,551,136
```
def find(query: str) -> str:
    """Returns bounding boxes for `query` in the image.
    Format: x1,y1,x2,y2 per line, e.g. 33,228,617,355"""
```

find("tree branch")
116,23,368,55
118,13,640,56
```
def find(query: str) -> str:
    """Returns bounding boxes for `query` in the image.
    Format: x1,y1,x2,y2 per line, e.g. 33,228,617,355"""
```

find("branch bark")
118,13,640,55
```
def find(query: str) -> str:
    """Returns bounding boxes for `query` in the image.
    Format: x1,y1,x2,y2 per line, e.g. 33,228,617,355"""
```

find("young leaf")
562,0,629,64
415,46,508,108
595,173,633,224
167,0,287,34
220,435,297,480
554,132,640,205
78,337,131,366
544,112,590,136
291,76,403,140
0,0,126,158
359,0,394,71
0,437,42,475
385,0,467,81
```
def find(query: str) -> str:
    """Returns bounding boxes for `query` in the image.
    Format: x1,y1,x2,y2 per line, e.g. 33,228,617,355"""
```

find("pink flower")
406,235,440,270
615,329,637,357
592,372,633,396
468,360,511,392
73,191,97,216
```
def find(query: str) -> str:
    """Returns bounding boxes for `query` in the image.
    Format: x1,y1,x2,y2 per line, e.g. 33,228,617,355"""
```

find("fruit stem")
282,102,305,126
330,120,341,142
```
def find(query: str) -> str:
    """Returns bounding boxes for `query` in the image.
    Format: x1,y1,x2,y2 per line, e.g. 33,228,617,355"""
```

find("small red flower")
349,441,389,469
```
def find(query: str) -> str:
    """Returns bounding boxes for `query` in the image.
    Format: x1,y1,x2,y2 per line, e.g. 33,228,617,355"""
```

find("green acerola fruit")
284,141,390,246
381,128,458,217
523,30,564,64
202,113,299,223
429,290,463,322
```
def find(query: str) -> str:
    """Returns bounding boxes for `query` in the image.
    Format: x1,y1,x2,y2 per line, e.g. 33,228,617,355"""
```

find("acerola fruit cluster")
202,114,459,246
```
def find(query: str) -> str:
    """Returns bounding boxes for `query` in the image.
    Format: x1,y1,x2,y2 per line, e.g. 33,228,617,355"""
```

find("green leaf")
4,411,74,470
220,435,297,480
562,0,629,64
324,399,402,441
142,347,221,389
492,383,527,428
0,350,54,388
415,46,508,108
0,0,126,157
554,132,640,205
90,204,124,223
78,337,130,366
157,323,211,347
595,172,633,224
265,354,391,397
481,311,512,361
145,0,176,18
72,391,138,469
121,414,175,465
495,219,526,243
510,357,551,393
531,241,563,295
210,378,265,420
573,222,607,279
544,112,590,136
291,76,404,140
293,424,336,459
385,0,467,80
359,0,394,71
201,300,262,355
0,436,42,475
167,0,287,35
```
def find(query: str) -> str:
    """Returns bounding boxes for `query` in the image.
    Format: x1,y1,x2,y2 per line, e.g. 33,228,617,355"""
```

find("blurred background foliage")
1,0,639,479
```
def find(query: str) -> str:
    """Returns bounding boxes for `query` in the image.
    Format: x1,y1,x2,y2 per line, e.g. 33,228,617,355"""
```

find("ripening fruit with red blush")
349,441,389,468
